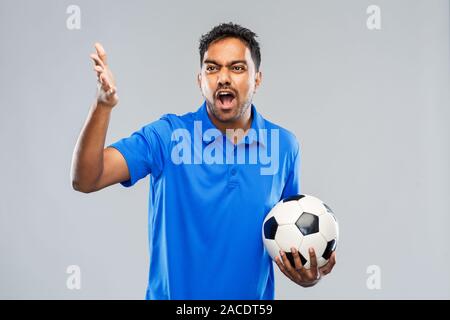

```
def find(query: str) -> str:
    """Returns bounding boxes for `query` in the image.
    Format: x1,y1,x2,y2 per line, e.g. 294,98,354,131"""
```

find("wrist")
95,101,115,111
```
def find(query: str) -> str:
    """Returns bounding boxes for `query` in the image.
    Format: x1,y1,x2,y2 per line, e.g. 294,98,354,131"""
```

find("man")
71,22,336,299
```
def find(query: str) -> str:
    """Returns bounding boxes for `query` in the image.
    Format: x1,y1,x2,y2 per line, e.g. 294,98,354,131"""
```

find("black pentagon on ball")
295,212,319,236
282,194,305,202
322,239,337,260
285,251,307,267
263,216,278,240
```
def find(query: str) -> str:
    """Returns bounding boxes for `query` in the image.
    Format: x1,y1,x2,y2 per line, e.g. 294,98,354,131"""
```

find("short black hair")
199,22,261,72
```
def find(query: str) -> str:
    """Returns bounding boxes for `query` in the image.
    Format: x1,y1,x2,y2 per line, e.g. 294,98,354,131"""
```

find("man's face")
198,37,262,123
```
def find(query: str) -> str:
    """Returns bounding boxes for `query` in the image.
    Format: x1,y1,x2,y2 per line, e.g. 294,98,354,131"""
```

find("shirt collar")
195,100,266,147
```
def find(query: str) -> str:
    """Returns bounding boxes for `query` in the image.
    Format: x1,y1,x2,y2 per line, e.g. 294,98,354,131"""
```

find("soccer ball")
262,194,339,269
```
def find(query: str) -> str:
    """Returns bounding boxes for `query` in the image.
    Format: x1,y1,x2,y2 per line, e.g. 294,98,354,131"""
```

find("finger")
320,264,331,276
108,86,116,96
327,252,336,270
291,247,305,273
275,256,293,281
330,252,337,265
95,42,108,65
90,53,105,69
308,248,319,279
280,250,296,279
99,73,111,91
322,252,336,275
90,53,105,68
94,65,104,73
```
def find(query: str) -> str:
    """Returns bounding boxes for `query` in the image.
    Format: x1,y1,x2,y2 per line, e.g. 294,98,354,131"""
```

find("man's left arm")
276,141,337,287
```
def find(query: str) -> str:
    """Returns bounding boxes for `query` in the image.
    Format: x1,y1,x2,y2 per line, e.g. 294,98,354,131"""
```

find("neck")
207,104,253,144
208,105,252,132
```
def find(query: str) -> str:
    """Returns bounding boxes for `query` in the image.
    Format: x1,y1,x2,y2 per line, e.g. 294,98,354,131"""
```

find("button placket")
227,143,239,188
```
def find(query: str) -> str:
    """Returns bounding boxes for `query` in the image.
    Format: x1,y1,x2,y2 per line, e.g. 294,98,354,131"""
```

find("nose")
217,68,231,86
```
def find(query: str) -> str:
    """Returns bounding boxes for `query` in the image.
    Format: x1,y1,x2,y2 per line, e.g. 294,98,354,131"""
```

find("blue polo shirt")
108,101,300,300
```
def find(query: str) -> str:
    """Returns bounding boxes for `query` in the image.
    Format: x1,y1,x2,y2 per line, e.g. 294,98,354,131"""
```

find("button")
230,168,237,176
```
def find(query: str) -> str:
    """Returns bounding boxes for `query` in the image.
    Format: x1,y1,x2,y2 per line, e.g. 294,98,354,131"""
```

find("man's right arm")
71,43,129,193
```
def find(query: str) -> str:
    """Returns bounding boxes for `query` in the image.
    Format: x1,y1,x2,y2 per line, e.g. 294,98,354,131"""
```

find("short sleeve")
108,119,171,187
280,141,301,199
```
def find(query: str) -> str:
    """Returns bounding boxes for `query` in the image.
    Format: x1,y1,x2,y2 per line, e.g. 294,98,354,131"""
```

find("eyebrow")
203,59,248,66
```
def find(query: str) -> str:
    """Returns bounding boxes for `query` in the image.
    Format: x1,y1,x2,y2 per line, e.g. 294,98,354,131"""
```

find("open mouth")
216,90,236,109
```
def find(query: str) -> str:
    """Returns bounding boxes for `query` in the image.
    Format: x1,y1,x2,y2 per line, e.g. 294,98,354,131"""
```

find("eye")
232,65,245,72
206,65,217,72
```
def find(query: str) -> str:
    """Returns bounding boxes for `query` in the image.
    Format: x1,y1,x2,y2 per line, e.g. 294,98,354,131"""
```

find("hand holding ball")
262,194,338,269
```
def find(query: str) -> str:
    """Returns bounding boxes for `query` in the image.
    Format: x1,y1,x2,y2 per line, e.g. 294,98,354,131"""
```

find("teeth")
218,91,233,96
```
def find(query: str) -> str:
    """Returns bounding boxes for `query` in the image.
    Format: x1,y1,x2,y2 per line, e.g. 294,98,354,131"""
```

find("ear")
254,71,262,92
197,73,202,89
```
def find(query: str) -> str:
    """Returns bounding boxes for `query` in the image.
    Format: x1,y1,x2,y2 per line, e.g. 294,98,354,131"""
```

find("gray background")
0,0,449,299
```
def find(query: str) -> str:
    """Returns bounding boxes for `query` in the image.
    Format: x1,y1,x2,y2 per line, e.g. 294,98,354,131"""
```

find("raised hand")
90,42,118,107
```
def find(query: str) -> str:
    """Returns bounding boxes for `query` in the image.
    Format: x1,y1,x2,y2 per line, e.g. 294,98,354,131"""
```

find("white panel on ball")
319,213,338,242
298,195,327,216
262,238,281,260
275,224,303,252
316,257,329,269
273,200,303,225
